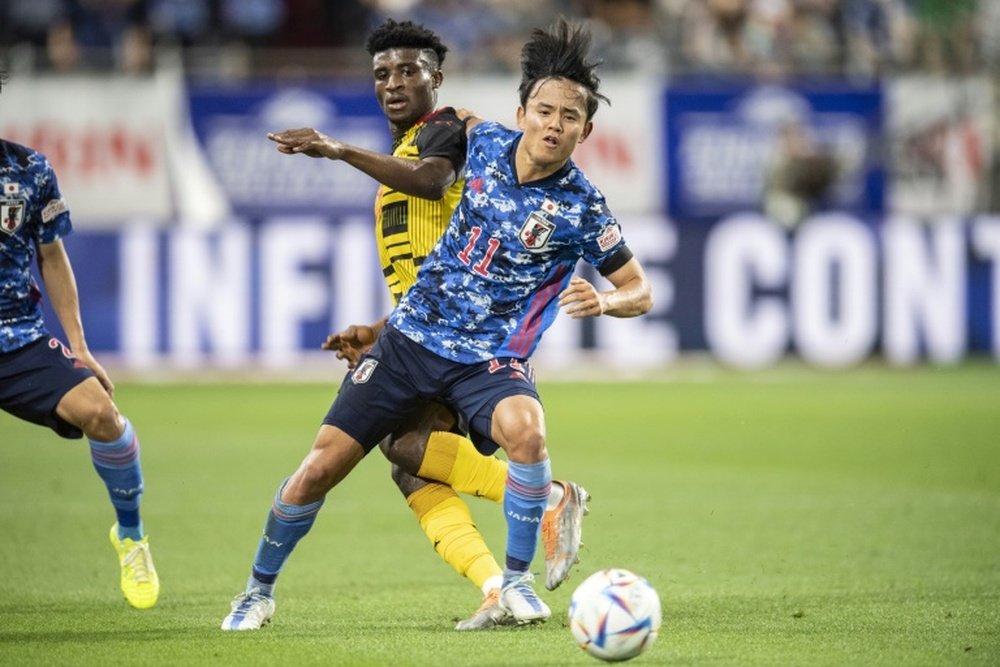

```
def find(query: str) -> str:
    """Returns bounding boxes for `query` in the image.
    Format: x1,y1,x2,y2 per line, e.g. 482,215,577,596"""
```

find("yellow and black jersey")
375,107,466,304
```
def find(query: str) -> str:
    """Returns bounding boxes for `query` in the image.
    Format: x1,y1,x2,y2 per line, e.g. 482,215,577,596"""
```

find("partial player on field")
223,19,588,632
221,18,651,631
0,70,159,610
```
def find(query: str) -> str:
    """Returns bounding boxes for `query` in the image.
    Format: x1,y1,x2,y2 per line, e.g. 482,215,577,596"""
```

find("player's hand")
75,349,115,397
321,324,378,369
267,128,345,160
558,277,605,319
455,108,484,131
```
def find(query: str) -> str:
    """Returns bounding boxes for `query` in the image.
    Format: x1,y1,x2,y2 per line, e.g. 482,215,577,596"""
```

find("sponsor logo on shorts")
352,358,378,384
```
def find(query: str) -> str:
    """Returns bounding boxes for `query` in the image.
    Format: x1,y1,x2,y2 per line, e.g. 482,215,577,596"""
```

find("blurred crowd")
1,0,998,78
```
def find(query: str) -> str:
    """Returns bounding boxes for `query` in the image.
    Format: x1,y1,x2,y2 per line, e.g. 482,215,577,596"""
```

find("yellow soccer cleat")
109,524,160,609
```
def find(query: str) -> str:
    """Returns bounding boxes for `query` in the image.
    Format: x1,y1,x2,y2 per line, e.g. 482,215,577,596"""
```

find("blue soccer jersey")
390,121,631,364
0,140,72,352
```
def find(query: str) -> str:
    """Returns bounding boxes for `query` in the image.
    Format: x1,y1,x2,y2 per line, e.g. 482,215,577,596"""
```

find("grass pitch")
1,363,998,666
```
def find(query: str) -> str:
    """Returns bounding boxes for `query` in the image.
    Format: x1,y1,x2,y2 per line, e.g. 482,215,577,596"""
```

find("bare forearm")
339,145,451,200
600,277,653,318
39,244,87,350
600,258,654,318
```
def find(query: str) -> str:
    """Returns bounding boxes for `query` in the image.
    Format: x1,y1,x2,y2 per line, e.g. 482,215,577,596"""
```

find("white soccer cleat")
455,588,512,631
542,481,590,590
221,589,275,631
499,572,551,624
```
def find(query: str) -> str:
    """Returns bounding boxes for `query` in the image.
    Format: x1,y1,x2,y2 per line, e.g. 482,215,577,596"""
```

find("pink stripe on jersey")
507,265,570,358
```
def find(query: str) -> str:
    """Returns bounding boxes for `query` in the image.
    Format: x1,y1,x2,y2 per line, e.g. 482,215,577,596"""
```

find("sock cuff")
88,417,135,451
417,431,464,482
272,479,324,522
506,459,551,500
407,482,460,519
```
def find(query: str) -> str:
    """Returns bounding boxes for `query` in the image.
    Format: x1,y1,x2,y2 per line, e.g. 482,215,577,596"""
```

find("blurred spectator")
0,0,995,79
911,0,977,74
148,0,215,48
763,120,838,227
784,0,842,74
273,0,373,48
1,0,64,51
840,0,915,78
675,0,784,76
47,0,152,74
584,0,668,74
218,0,285,46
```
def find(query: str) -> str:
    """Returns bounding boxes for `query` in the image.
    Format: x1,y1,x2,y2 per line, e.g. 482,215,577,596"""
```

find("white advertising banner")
888,76,995,216
0,75,178,224
441,75,661,214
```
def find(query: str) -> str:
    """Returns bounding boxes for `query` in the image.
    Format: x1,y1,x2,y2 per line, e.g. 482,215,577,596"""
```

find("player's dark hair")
519,18,609,121
365,19,448,70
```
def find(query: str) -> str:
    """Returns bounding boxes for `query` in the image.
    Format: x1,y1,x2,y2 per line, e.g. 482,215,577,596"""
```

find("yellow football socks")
417,431,507,503
407,483,502,591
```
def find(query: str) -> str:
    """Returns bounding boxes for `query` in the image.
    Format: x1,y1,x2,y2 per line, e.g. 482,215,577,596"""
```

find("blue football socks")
248,480,325,597
88,418,144,541
503,458,552,575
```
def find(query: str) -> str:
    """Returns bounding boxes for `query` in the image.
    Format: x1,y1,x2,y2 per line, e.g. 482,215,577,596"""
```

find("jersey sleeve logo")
41,198,68,223
0,199,26,235
351,358,378,384
597,224,622,252
519,212,555,250
3,182,20,195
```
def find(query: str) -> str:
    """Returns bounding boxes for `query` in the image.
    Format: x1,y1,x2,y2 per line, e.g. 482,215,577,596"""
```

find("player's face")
516,77,593,173
372,48,441,132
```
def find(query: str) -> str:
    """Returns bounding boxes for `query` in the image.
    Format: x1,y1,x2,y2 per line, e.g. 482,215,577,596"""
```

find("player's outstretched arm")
558,258,653,319
267,127,456,200
37,239,115,395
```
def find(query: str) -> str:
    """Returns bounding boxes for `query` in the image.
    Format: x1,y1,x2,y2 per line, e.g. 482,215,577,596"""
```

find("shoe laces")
121,542,153,584
232,590,267,612
504,571,538,593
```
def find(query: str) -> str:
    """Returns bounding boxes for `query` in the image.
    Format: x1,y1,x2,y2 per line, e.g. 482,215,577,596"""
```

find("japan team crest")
351,358,378,384
1,199,26,235
519,212,555,251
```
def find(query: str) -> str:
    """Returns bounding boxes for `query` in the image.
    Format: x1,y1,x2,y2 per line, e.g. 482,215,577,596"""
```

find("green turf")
1,363,998,666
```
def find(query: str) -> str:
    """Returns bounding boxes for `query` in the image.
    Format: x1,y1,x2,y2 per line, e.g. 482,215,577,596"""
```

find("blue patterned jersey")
0,140,72,352
389,121,631,363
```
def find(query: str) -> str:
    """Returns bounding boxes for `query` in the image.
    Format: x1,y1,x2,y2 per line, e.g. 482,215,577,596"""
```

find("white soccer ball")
568,568,662,662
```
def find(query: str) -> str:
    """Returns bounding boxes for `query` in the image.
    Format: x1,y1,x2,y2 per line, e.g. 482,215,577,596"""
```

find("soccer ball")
568,568,662,662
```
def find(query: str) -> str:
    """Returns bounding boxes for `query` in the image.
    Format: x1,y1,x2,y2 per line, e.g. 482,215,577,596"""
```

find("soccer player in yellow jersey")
258,19,588,631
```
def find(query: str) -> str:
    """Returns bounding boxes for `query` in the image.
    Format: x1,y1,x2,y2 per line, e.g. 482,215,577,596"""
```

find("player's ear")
578,120,593,144
516,106,526,129
432,69,443,89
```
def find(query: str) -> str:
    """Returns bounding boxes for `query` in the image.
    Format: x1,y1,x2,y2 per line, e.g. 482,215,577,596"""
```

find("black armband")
598,245,634,276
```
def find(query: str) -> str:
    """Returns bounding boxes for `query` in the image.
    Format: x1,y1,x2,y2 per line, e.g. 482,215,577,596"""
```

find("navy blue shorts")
324,325,540,455
0,336,94,439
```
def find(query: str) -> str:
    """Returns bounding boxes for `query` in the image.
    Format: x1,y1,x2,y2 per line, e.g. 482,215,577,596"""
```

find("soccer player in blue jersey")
259,19,589,632
221,18,651,630
0,71,159,609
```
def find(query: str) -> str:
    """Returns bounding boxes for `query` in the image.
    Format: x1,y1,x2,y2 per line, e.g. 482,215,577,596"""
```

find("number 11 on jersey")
457,226,500,277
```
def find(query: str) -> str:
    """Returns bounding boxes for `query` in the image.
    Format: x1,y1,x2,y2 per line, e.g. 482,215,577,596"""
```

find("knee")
80,398,123,442
380,433,425,475
390,464,426,498
504,428,546,464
